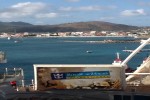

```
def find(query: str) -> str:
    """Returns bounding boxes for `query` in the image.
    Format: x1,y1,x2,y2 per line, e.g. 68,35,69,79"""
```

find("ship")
112,52,135,73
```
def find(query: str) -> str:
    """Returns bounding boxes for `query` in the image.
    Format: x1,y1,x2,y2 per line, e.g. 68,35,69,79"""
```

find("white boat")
122,46,135,53
14,40,19,43
86,50,92,53
7,37,11,40
14,40,21,43
122,49,134,53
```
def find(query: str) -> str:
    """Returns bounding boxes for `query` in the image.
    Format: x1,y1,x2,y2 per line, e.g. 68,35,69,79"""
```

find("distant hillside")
0,21,32,26
0,21,33,32
0,21,139,32
56,21,139,32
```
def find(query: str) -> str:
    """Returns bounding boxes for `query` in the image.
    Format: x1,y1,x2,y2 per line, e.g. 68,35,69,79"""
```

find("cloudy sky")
0,0,150,26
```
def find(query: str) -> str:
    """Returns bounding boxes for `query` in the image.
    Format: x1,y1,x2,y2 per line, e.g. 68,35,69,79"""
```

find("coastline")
0,35,137,38
0,35,149,39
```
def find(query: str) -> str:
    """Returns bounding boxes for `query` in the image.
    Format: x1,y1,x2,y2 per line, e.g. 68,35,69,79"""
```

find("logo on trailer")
53,73,64,79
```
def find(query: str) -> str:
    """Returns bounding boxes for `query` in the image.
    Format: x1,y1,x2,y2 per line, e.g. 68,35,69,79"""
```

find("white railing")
0,68,24,83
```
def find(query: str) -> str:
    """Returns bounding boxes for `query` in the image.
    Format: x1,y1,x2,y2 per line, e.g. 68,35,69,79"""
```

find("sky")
0,0,150,26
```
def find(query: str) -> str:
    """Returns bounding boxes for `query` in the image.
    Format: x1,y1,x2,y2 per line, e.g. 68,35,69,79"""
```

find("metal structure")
121,38,150,66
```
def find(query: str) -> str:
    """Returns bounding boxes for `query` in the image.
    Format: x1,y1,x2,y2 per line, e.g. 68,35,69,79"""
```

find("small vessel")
14,40,19,43
122,47,135,53
122,46,141,53
7,37,11,40
14,40,21,43
122,49,134,53
86,50,92,53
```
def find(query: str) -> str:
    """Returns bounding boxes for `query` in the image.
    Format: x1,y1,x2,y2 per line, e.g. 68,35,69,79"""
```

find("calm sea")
0,37,149,82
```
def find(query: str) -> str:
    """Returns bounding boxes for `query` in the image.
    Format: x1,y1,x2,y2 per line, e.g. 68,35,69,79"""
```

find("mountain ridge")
0,21,139,32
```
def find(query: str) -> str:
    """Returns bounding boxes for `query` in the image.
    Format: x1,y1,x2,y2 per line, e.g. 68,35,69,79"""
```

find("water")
0,37,149,82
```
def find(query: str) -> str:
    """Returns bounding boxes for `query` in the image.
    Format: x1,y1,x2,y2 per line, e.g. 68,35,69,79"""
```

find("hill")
0,21,33,32
0,21,139,32
56,21,138,32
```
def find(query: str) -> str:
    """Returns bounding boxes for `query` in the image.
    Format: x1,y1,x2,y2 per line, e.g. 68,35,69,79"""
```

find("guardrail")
0,68,24,83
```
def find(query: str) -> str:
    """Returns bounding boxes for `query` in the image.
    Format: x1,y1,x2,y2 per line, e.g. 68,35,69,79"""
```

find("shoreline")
0,36,139,38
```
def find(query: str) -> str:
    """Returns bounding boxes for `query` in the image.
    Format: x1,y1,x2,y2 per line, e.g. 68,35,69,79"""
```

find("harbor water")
0,37,149,82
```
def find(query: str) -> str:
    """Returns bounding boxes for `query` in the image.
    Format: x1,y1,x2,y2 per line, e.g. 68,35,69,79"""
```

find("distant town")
0,27,150,38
